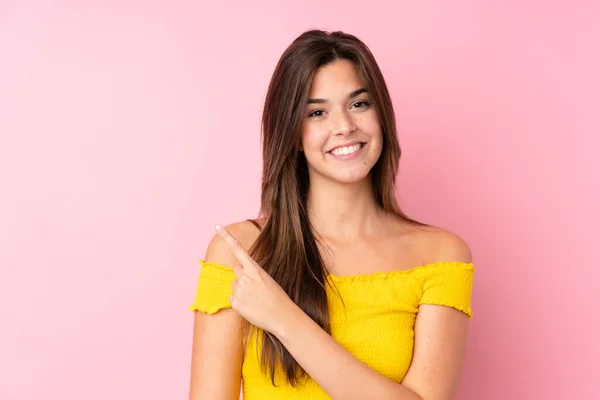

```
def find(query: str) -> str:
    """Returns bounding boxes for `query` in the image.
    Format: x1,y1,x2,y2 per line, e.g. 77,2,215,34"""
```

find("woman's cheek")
302,127,328,152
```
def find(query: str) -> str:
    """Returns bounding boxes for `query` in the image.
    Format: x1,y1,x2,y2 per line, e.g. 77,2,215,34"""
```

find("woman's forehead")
308,60,365,99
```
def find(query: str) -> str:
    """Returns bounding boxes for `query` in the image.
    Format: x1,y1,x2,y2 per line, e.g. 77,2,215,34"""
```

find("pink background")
1,1,599,399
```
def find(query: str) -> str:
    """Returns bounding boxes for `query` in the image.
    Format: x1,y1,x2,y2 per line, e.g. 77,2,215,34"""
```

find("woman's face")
301,59,383,185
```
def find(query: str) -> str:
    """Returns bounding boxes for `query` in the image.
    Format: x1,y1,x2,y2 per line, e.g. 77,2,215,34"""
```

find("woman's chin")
308,163,374,186
328,170,372,185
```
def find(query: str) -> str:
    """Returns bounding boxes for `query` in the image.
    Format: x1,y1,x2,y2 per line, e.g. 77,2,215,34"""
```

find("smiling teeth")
331,143,362,156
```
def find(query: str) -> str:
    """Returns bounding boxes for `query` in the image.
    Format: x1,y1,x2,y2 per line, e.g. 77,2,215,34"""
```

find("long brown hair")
248,29,420,386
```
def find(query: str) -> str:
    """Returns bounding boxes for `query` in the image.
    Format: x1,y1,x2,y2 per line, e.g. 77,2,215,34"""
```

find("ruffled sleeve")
189,260,236,314
419,262,475,318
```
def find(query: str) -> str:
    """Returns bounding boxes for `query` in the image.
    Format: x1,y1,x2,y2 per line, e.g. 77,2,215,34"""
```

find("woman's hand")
215,224,299,336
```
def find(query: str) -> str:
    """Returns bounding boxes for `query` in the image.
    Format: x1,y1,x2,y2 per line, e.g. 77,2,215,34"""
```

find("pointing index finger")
215,224,254,267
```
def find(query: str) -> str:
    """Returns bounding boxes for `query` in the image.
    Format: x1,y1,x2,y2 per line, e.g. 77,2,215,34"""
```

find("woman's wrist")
272,299,307,341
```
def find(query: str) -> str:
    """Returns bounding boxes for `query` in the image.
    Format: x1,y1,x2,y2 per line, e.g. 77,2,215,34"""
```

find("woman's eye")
352,100,370,109
308,110,324,118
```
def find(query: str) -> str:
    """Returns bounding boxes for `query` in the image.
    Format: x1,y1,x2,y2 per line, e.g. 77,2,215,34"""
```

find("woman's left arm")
215,224,470,400
276,300,469,400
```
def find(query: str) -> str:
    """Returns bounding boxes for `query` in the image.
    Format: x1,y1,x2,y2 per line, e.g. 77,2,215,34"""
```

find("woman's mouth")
327,142,366,160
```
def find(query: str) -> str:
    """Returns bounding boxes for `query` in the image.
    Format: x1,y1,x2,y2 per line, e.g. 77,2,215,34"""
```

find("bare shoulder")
411,224,472,264
204,219,263,267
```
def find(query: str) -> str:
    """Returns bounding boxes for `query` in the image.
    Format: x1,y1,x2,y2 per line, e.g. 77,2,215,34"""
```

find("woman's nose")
331,109,356,136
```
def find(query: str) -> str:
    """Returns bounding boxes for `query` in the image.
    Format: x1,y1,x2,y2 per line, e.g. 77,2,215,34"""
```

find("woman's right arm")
190,308,243,400
189,222,259,400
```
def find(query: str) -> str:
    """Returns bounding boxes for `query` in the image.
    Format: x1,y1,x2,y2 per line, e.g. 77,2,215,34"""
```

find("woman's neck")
306,176,386,241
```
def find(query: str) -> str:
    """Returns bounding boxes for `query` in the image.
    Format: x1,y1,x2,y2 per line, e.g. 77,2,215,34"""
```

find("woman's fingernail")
215,224,223,232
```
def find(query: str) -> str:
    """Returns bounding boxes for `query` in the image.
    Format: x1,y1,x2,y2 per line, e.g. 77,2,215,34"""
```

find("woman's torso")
207,218,474,400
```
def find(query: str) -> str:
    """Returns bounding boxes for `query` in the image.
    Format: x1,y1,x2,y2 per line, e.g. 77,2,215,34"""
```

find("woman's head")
302,58,383,185
260,29,403,216
251,29,415,386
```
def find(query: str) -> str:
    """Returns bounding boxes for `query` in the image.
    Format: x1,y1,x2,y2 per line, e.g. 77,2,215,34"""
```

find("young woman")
189,29,474,400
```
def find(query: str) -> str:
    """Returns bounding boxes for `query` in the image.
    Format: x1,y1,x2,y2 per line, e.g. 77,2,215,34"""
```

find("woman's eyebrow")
307,88,368,104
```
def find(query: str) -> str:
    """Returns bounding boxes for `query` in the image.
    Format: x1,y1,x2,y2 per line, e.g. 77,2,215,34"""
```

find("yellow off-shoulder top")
189,260,474,400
